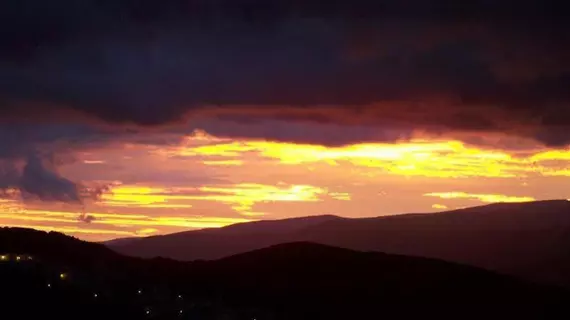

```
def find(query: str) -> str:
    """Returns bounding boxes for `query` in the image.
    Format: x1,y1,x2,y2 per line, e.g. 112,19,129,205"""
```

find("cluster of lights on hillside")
0,253,244,318
1,254,33,261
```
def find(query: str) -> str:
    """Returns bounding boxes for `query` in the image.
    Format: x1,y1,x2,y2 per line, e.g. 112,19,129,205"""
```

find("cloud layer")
1,0,570,147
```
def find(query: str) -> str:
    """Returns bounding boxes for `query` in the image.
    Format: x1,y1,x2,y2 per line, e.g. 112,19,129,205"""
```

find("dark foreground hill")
2,228,570,319
108,200,570,286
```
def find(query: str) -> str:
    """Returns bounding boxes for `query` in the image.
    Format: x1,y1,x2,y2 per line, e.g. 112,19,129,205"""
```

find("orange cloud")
189,183,329,216
424,192,535,203
98,181,348,217
329,192,352,201
1,201,253,240
100,185,195,209
202,160,244,166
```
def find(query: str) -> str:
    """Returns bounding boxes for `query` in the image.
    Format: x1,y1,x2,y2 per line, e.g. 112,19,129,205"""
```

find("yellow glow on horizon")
136,228,158,235
0,208,251,229
424,192,536,203
0,223,134,236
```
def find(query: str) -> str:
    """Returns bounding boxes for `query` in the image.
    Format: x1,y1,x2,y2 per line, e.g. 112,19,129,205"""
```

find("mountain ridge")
107,200,570,287
107,199,570,242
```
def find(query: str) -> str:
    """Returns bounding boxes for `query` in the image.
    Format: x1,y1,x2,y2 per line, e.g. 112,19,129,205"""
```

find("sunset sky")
2,126,570,241
2,1,570,240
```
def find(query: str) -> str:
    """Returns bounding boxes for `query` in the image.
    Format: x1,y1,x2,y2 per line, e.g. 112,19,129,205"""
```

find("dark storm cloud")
0,153,105,203
0,124,104,159
0,124,189,160
2,0,570,145
192,119,416,147
0,124,180,202
18,154,81,202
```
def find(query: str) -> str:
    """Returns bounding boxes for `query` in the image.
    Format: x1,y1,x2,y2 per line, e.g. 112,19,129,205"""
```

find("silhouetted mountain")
102,236,139,246
108,200,570,286
2,228,570,319
204,214,341,235
107,214,343,261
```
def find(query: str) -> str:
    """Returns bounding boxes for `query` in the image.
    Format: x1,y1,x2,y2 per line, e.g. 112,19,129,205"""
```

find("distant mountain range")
2,227,569,319
107,200,570,287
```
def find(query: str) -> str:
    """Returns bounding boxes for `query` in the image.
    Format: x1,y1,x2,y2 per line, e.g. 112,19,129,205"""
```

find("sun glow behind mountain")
2,129,570,240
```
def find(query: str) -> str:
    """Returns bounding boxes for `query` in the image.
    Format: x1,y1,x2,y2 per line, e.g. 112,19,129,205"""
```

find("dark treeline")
1,227,569,319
